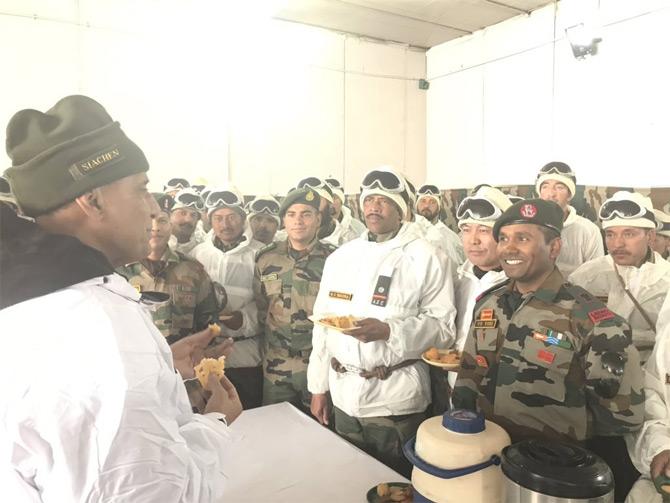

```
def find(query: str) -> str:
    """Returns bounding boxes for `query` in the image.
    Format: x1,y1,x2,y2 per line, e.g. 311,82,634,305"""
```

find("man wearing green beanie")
0,95,241,502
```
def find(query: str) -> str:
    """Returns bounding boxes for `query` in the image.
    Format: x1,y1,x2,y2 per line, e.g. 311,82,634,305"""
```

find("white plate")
308,314,361,332
421,349,461,370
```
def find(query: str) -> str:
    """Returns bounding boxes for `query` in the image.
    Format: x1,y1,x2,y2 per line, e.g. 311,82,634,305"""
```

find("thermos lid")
501,440,614,499
442,409,485,434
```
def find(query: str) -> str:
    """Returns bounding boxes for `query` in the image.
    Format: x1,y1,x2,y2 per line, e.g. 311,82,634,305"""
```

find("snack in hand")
208,323,222,336
376,484,412,502
319,315,358,329
424,347,461,365
194,356,226,388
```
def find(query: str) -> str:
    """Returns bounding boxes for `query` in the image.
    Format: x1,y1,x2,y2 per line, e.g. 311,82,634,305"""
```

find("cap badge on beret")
306,190,315,201
520,203,538,219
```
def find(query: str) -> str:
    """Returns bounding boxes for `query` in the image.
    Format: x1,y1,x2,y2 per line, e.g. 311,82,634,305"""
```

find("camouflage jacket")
452,267,644,443
117,248,220,343
253,239,335,353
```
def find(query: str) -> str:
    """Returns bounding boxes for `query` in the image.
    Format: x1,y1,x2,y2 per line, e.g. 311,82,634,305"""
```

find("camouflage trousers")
333,406,426,478
263,347,312,414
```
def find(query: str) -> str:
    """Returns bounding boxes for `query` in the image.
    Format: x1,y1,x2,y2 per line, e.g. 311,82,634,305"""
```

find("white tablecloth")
220,402,408,502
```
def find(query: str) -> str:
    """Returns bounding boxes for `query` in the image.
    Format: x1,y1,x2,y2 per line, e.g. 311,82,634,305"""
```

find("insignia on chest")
588,307,615,323
261,273,279,282
474,308,498,328
532,329,572,349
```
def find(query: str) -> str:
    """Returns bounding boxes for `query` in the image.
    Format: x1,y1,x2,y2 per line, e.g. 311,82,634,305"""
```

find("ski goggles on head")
248,198,280,216
206,190,243,209
417,184,440,196
164,177,190,191
191,184,205,194
326,178,342,190
360,170,405,193
599,199,653,222
457,196,503,221
297,177,327,190
658,220,670,233
537,163,576,179
174,191,205,212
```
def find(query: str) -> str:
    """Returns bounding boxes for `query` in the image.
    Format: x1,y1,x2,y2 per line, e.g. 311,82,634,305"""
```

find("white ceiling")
274,0,555,49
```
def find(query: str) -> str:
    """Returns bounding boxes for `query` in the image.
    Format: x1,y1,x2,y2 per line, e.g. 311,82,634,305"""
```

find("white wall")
427,0,670,189
0,0,427,195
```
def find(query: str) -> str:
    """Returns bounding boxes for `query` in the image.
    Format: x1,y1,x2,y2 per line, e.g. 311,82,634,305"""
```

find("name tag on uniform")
371,276,392,307
261,273,278,282
329,291,353,301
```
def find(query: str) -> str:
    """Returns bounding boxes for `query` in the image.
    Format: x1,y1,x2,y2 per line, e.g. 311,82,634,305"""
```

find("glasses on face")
164,178,190,191
418,184,440,196
599,199,651,221
174,191,205,212
538,163,575,179
206,190,243,209
457,197,503,221
360,170,405,193
249,199,279,216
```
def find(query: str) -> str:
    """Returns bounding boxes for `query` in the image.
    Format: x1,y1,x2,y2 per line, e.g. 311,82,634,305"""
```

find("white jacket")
191,228,261,368
168,230,205,257
569,252,670,364
451,260,508,388
412,215,465,268
626,292,670,503
556,206,604,277
307,223,457,417
0,274,233,502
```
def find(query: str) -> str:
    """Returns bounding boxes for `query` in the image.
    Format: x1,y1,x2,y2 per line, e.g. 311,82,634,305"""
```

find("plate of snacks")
309,314,361,332
366,482,413,503
421,347,461,370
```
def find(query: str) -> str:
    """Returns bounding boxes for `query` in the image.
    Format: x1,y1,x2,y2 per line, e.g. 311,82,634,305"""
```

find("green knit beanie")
4,95,149,217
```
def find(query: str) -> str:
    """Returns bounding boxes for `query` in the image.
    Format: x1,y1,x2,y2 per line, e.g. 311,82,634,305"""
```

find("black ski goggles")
457,196,503,221
417,184,440,196
537,162,576,180
174,191,205,212
164,178,190,191
206,190,243,209
360,170,405,193
248,198,279,216
599,199,654,223
326,178,342,190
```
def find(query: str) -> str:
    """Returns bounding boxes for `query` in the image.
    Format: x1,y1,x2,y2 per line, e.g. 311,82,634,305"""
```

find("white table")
220,402,409,502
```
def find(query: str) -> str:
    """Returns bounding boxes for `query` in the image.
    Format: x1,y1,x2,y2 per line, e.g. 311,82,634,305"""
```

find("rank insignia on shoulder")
588,307,615,323
261,273,279,282
329,291,353,301
475,355,489,368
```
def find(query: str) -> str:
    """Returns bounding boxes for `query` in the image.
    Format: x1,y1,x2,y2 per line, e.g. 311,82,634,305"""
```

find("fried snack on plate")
194,356,226,388
425,347,440,361
377,483,390,498
320,315,357,329
439,351,460,365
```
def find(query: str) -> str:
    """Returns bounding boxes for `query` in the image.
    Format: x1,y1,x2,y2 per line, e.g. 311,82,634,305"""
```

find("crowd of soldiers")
2,95,670,502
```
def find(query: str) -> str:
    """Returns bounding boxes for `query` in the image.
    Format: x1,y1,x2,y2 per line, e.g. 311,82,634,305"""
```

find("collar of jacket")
214,233,247,253
0,204,115,310
508,267,565,304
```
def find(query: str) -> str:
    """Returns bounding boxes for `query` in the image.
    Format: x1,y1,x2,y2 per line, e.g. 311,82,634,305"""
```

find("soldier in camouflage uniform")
118,193,228,412
452,198,644,500
118,193,223,344
253,188,335,413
